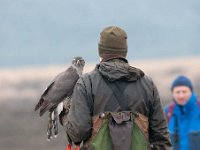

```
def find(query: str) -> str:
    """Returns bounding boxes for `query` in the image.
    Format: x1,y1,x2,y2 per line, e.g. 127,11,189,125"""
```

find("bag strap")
198,98,200,107
166,102,175,123
103,77,129,111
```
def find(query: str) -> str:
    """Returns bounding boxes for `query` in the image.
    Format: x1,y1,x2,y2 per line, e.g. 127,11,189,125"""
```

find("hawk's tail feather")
34,98,44,111
35,82,55,111
39,101,55,116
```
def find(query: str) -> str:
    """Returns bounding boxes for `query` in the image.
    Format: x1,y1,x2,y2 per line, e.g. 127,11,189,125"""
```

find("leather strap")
103,77,129,111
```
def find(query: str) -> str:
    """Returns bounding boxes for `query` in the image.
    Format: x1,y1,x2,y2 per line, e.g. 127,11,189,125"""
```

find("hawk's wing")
35,66,79,116
34,81,55,111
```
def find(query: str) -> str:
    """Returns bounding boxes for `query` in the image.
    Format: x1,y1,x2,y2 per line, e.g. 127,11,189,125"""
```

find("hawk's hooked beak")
77,60,80,65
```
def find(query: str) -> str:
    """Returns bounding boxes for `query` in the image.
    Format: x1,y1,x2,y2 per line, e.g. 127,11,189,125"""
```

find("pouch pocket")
189,130,200,150
108,112,132,150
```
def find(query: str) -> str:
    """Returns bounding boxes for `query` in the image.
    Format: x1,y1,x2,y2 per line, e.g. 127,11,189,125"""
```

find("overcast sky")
0,0,200,67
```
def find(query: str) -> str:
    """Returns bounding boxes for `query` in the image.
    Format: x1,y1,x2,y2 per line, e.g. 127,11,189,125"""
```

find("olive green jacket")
65,58,171,149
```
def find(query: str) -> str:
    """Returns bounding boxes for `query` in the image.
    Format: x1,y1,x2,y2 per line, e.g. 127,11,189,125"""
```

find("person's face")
172,86,192,105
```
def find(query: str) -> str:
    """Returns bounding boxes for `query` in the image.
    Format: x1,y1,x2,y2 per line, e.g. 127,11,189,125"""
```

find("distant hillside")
131,56,200,104
1,56,200,104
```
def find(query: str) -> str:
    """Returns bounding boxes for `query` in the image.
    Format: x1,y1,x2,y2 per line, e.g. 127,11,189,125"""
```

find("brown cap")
98,26,128,59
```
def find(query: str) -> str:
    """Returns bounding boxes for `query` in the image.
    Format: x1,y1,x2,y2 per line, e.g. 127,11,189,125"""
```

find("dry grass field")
0,56,199,150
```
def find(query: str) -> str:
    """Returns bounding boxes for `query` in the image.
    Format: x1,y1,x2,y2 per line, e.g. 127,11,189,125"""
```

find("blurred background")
0,0,200,149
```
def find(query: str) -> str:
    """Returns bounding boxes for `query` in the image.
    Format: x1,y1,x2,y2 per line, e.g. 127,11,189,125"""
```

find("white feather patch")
57,102,64,115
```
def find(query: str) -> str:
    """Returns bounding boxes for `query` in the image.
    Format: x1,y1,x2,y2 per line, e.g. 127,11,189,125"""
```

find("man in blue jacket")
165,75,200,150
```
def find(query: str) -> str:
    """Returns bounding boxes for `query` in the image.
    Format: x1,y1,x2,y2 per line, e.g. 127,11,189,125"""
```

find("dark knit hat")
171,75,193,91
98,26,128,60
